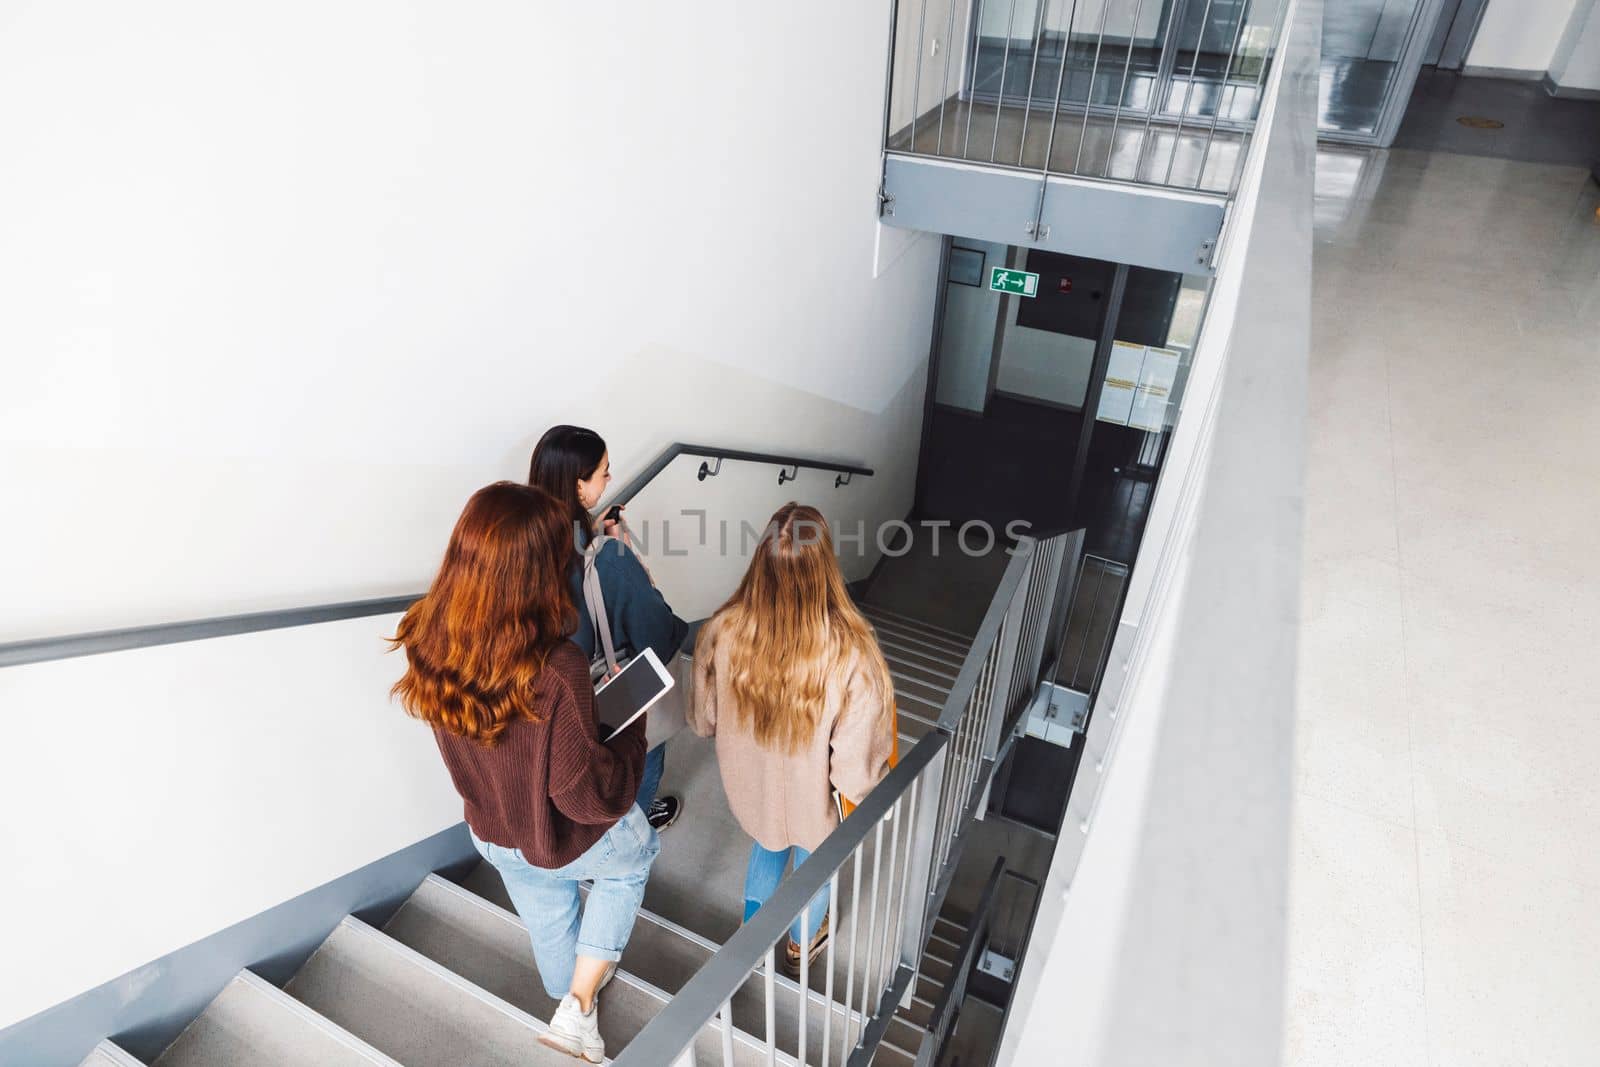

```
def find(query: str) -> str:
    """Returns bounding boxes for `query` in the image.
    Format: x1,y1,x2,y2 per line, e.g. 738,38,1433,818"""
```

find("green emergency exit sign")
989,267,1039,297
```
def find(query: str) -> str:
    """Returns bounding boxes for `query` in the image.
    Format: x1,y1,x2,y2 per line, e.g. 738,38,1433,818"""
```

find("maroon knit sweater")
432,642,646,868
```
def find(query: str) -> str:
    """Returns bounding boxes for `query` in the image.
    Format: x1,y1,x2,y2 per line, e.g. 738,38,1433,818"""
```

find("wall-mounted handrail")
0,441,873,670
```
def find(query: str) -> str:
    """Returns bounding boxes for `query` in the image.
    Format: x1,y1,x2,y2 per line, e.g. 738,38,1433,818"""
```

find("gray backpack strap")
582,535,621,675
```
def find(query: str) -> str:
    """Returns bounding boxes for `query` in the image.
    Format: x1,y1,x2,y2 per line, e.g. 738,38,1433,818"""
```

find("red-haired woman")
392,482,655,1063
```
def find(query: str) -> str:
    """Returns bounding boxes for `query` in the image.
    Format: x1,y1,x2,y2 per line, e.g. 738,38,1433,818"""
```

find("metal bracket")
777,464,799,486
696,457,723,481
878,185,896,218
835,472,853,488
977,948,1015,983
1197,238,1216,266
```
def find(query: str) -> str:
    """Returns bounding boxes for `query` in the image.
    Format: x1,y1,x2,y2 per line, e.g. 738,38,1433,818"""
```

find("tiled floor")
1395,70,1600,167
1287,146,1600,1065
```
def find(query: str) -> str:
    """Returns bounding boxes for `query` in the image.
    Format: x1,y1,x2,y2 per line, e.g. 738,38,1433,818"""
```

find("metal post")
1071,0,1116,173
899,747,947,967
990,0,1022,161
1065,262,1130,516
964,0,992,158
1162,0,1218,185
1134,0,1189,181
1104,0,1149,175
1015,0,1055,164
983,574,1028,761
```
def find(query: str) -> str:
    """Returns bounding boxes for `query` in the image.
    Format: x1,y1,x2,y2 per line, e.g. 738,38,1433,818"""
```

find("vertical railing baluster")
1036,0,1082,174
1133,0,1186,181
720,999,735,1066
823,871,839,1067
909,0,932,150
1227,0,1290,195
1104,0,1149,176
879,796,905,995
842,846,862,1062
860,820,886,1035
1196,0,1254,188
964,0,992,158
765,946,777,1067
990,0,1021,162
799,885,809,1067
1162,0,1218,186
934,0,961,154
1016,0,1054,164
1071,0,1115,174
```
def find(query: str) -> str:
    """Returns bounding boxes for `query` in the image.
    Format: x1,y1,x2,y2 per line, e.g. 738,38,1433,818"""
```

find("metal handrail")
610,731,949,1066
935,538,1036,732
0,441,873,669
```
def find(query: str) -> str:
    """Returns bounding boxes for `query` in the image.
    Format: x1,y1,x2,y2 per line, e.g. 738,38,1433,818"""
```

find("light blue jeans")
744,844,830,944
471,805,660,999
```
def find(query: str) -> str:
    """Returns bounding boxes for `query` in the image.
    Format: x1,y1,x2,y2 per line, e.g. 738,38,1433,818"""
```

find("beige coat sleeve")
828,655,894,806
689,616,720,739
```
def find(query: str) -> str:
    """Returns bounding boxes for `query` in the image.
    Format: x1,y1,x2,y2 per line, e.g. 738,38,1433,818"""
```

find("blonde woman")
690,503,895,977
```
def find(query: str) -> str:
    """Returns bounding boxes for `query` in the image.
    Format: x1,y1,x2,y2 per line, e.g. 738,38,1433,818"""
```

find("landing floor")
1287,146,1600,1065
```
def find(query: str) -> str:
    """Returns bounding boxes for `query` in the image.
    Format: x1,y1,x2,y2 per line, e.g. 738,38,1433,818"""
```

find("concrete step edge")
233,970,406,1067
860,606,976,644
867,617,974,658
334,916,553,1039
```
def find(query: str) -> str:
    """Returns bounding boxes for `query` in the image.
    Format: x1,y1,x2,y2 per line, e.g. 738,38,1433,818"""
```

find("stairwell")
76,607,995,1067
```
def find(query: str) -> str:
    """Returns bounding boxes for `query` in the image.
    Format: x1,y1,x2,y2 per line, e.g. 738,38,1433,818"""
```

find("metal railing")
914,858,1007,1067
0,443,872,669
617,527,1084,1066
884,0,1292,195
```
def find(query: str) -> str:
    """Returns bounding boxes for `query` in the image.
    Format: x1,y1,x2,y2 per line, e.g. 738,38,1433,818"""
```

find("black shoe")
646,796,681,831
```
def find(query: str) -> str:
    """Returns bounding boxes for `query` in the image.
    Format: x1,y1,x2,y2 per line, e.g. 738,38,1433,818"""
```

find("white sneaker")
539,993,604,1063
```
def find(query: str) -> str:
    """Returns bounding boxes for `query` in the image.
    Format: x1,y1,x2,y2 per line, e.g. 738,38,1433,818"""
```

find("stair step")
78,1041,145,1067
876,638,962,681
453,861,915,1065
921,953,955,986
933,916,968,944
861,606,975,646
383,875,675,1052
897,715,939,746
285,916,564,1067
889,668,954,707
153,971,397,1067
867,617,973,662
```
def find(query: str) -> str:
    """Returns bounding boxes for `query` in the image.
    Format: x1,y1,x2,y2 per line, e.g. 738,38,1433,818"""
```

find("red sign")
1058,277,1072,294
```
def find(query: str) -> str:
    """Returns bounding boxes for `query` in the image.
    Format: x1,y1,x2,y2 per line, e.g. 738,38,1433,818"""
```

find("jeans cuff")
575,943,624,963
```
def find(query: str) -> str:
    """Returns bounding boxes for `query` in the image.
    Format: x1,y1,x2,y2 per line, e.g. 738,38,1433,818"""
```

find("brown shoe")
781,913,830,979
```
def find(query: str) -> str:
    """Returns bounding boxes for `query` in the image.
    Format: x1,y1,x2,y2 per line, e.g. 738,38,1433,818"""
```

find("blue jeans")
470,806,660,999
636,745,665,810
744,844,829,944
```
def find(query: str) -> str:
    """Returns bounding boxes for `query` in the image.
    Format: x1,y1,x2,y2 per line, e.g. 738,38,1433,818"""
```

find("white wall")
934,240,1007,412
1550,0,1600,89
0,0,938,1029
994,292,1098,409
1466,0,1581,72
890,0,966,135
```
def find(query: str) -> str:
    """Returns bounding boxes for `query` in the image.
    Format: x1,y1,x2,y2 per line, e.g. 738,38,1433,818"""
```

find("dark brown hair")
390,482,578,745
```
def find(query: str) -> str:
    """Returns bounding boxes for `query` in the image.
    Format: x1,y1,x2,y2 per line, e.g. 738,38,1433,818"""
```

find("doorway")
1319,0,1448,144
915,239,1208,565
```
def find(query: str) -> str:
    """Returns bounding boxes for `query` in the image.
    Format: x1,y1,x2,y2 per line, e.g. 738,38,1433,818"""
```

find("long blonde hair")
705,503,894,754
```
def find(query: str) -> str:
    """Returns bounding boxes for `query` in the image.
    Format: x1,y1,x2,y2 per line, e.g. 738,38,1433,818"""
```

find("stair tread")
452,861,912,1065
860,605,975,644
285,918,565,1067
877,640,963,681
153,973,388,1067
869,623,973,662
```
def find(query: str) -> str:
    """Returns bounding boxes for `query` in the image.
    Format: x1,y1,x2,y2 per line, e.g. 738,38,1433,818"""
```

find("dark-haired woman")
392,482,656,1063
529,424,689,832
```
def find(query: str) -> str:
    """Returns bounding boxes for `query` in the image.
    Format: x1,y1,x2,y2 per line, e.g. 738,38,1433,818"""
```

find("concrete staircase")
78,606,982,1067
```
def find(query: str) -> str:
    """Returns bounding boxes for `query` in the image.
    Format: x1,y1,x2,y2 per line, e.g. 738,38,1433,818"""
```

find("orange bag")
839,709,899,820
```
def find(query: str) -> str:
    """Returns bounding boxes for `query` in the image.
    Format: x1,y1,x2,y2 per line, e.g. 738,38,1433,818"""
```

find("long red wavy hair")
390,482,578,745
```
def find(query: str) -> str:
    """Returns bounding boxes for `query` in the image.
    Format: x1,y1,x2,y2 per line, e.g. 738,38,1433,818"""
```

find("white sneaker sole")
537,1030,604,1064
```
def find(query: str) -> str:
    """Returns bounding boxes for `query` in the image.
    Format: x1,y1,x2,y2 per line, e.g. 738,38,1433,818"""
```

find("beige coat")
689,614,894,852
